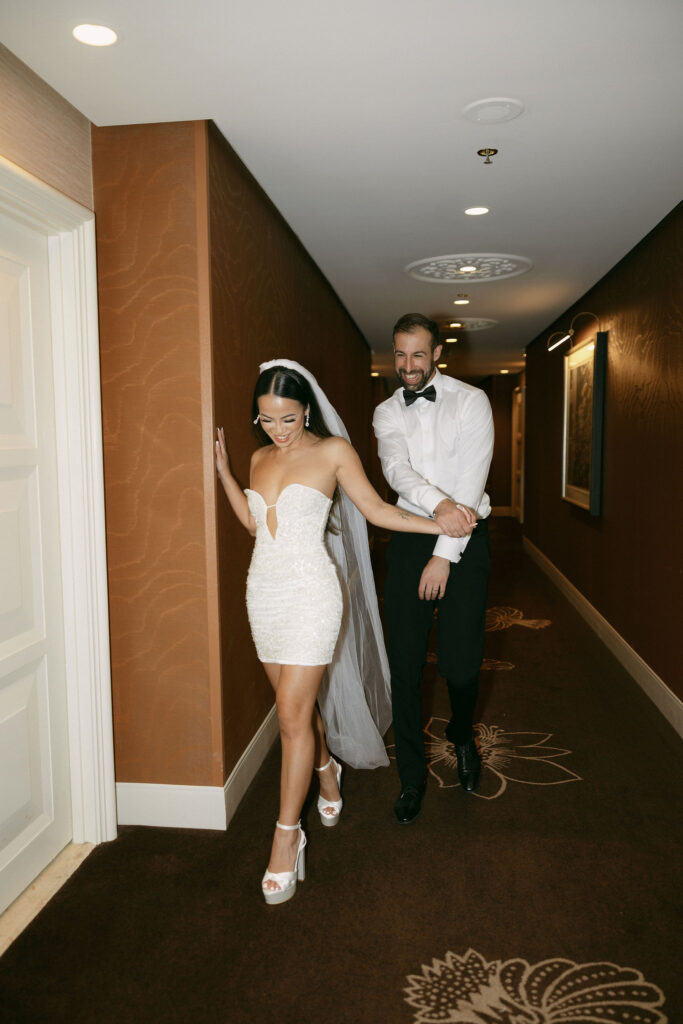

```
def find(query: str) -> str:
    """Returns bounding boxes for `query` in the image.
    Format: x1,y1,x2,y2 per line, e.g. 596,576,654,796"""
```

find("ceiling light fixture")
370,371,379,377
477,148,498,165
445,337,458,344
73,24,118,46
449,322,463,328
437,363,448,369
406,254,531,283
451,317,499,332
500,369,510,375
454,295,470,305
547,311,601,352
464,207,489,216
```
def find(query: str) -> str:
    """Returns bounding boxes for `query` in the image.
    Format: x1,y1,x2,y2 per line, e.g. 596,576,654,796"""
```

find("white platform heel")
315,756,343,827
261,821,306,905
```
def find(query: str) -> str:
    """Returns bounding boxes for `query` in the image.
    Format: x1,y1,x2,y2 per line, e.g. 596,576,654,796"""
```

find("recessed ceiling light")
454,296,470,305
437,363,448,369
465,207,489,216
73,24,118,46
462,97,524,125
445,337,458,344
500,369,509,374
449,322,462,328
459,266,478,274
370,371,379,377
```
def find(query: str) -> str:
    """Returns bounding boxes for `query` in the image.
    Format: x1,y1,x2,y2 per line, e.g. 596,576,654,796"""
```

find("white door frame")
0,156,117,845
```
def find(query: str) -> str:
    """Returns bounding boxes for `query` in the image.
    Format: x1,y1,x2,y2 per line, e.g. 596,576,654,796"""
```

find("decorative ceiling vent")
405,253,533,283
462,97,524,124
451,317,499,331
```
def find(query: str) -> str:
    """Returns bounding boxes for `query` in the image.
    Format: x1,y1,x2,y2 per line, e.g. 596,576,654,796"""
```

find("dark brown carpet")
1,520,681,1024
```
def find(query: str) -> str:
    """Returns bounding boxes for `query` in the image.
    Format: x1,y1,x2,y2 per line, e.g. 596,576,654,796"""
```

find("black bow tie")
403,384,436,407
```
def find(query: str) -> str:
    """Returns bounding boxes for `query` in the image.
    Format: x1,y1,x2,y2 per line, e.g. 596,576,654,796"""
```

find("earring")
253,414,260,425
305,411,310,428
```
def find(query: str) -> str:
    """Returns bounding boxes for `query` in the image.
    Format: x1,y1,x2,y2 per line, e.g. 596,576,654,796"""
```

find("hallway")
0,520,679,1023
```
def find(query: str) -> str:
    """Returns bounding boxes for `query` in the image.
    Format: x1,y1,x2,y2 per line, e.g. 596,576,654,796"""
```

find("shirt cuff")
433,533,471,563
425,487,450,517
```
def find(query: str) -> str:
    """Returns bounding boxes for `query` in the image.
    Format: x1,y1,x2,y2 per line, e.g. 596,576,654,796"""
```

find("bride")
215,360,458,905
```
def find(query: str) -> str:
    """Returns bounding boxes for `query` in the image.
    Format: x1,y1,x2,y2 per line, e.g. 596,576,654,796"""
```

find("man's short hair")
393,313,440,351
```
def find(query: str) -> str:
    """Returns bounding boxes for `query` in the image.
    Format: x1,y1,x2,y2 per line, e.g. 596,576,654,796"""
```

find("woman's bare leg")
266,667,341,815
261,663,326,887
312,706,342,811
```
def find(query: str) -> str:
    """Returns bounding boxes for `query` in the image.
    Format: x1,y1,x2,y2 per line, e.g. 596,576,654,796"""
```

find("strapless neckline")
245,482,333,510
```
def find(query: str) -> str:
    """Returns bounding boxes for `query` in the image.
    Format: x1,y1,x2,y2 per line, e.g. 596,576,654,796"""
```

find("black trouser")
384,519,490,789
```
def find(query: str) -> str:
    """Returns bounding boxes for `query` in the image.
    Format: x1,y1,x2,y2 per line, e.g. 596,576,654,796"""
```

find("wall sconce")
547,311,601,352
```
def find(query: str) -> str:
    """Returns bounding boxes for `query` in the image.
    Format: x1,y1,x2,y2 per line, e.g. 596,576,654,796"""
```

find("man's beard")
397,363,435,392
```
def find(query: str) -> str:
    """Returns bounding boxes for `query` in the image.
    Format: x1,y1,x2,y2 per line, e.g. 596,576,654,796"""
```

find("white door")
0,208,72,914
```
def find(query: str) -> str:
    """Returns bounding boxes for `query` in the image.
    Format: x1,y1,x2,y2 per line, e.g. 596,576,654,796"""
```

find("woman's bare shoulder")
250,446,269,467
318,435,354,465
319,435,352,454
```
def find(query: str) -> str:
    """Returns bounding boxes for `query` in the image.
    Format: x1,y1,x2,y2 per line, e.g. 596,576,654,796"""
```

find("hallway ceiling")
2,1,682,379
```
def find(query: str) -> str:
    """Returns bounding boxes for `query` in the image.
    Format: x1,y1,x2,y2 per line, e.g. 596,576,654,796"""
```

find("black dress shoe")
394,785,425,825
454,738,481,792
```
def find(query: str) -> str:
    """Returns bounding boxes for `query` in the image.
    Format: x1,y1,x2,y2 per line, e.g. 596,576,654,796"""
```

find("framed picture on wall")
562,331,607,515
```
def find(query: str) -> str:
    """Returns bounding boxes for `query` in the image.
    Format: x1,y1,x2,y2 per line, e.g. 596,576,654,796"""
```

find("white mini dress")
244,483,343,665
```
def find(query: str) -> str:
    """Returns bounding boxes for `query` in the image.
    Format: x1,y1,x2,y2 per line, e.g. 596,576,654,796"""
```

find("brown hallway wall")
0,44,92,209
92,121,221,787
524,201,683,699
207,122,372,778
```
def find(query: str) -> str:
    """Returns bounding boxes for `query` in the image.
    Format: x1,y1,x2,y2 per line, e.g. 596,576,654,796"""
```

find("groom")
373,313,494,824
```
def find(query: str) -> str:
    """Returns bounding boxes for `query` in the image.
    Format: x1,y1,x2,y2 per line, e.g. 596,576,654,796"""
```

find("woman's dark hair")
251,365,333,446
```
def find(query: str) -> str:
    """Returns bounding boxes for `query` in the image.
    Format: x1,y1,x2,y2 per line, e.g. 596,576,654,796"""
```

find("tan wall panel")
0,43,92,209
93,122,218,785
207,122,372,778
524,202,683,697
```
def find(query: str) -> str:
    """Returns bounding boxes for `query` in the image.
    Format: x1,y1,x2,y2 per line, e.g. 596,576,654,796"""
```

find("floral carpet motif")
485,606,551,631
397,719,581,800
404,947,668,1023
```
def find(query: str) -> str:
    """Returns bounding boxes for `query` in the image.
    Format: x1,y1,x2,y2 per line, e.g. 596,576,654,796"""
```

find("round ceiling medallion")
405,254,532,283
462,97,524,124
450,317,499,332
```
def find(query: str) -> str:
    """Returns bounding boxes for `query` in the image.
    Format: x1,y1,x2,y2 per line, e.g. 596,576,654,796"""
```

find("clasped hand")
433,498,477,538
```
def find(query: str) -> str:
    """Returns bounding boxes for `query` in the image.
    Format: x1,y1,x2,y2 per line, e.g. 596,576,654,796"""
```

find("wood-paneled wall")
524,202,683,698
207,122,372,778
93,120,372,788
93,122,221,786
0,44,92,209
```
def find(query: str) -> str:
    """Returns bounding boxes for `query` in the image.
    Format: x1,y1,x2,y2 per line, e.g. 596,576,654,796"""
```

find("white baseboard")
116,781,229,830
524,537,683,738
224,705,279,827
116,706,279,830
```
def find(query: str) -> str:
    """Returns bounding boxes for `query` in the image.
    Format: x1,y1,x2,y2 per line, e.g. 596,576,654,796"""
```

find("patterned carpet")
1,520,680,1023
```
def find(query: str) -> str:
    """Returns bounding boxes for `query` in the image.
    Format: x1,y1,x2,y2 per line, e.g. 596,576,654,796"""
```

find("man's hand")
433,498,477,538
418,556,450,601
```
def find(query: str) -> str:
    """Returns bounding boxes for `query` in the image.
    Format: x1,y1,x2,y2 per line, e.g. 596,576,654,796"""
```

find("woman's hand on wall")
215,427,231,481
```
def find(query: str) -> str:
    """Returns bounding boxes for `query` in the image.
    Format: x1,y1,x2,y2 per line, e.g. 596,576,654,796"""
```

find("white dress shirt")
372,370,494,563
